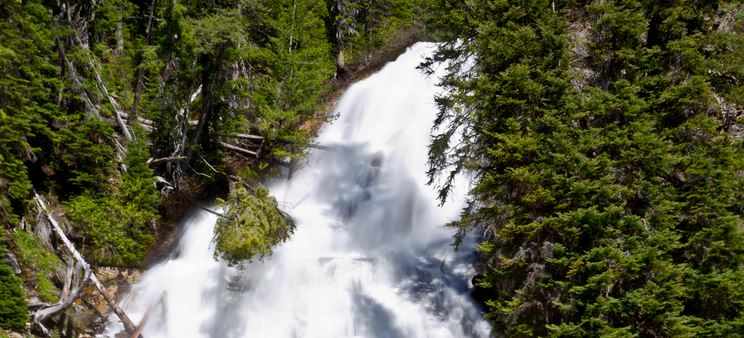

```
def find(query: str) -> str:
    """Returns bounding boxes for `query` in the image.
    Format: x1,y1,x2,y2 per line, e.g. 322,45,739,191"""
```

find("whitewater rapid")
103,42,490,338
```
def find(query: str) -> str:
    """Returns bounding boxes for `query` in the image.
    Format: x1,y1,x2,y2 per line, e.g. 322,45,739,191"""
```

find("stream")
102,42,490,338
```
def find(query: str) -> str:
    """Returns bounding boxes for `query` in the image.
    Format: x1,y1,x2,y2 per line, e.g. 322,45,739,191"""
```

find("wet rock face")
63,266,145,335
86,267,144,314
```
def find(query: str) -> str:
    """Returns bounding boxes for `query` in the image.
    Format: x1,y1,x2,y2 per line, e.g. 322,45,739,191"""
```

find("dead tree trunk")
33,192,141,337
32,260,90,336
90,61,132,141
56,35,127,161
61,1,132,141
56,36,99,119
167,85,202,187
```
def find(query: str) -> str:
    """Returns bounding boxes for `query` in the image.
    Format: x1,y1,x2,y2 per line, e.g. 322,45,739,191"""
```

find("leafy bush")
213,186,295,265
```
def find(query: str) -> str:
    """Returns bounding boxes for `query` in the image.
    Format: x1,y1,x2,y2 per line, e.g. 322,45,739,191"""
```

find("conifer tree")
425,1,744,336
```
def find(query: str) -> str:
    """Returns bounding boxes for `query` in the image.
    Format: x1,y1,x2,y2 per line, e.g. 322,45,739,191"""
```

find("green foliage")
331,0,420,66
65,192,156,267
65,131,158,266
0,0,421,314
214,186,295,265
53,116,117,194
0,242,28,331
428,0,744,336
120,127,159,209
0,0,62,221
12,231,63,303
248,0,335,157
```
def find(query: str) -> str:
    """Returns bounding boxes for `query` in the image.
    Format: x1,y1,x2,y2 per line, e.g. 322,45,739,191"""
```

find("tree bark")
187,55,215,161
119,112,154,126
188,45,225,161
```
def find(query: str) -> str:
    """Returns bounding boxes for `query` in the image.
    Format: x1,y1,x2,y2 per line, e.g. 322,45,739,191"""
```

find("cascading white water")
103,42,490,338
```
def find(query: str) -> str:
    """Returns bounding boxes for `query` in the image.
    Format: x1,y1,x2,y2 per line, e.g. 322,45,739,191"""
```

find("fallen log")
33,192,141,337
32,260,90,336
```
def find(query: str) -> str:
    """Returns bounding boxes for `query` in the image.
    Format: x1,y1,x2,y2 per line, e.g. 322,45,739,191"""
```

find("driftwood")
33,192,141,337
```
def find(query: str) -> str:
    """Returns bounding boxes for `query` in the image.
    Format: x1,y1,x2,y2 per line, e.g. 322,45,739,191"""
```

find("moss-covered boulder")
214,186,295,266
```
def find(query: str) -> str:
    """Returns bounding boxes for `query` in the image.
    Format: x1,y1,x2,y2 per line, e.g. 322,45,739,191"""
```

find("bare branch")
218,141,258,157
147,156,188,166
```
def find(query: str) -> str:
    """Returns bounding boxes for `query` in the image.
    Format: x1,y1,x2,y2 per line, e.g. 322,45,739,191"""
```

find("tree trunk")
188,46,225,161
115,19,124,56
188,57,213,161
60,0,132,141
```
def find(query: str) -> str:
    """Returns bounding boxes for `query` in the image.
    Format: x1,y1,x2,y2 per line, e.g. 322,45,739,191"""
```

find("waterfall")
102,42,490,338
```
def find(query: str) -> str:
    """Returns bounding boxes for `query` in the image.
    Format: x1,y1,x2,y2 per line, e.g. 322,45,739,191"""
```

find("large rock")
95,267,121,282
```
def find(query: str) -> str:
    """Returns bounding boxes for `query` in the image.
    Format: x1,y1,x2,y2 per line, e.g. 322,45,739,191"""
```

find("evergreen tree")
425,1,744,336
0,242,28,331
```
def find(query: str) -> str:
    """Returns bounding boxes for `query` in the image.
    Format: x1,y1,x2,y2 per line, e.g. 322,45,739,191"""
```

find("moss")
213,186,295,266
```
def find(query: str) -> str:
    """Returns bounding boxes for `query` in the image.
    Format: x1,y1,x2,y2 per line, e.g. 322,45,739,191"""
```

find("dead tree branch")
218,141,258,157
